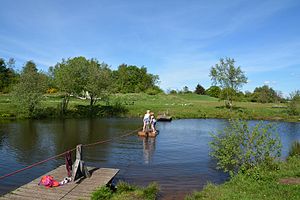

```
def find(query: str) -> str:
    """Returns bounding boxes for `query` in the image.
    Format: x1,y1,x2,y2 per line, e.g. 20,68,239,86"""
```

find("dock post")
72,144,90,181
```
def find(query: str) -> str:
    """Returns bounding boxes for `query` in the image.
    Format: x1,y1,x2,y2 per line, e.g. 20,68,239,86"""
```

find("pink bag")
38,175,60,188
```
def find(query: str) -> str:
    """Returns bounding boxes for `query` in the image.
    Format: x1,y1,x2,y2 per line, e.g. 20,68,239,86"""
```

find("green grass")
0,93,299,121
91,181,159,200
109,93,297,121
185,156,300,200
0,94,16,117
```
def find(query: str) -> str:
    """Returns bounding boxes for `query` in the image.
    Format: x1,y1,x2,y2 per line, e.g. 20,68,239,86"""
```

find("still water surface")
0,118,299,199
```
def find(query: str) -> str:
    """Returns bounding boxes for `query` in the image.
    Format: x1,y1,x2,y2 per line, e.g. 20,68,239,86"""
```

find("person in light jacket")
143,110,151,132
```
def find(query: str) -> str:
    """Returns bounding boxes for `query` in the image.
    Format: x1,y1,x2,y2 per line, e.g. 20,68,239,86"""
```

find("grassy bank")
91,181,159,200
185,156,300,200
0,93,299,121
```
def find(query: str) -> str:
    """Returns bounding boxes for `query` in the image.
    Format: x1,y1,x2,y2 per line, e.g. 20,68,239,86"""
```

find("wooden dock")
0,165,119,200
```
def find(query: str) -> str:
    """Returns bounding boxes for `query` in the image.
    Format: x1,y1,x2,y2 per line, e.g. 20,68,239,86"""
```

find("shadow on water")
0,118,299,199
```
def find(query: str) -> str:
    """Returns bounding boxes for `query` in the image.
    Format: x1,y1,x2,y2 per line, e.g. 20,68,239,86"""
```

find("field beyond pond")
0,93,298,121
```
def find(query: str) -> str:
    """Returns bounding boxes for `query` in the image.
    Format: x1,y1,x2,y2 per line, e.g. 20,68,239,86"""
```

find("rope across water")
0,127,141,180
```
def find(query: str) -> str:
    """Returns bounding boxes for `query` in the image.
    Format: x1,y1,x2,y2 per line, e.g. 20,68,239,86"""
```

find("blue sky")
1,0,299,96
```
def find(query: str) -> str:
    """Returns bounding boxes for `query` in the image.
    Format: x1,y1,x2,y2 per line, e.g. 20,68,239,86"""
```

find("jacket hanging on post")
65,151,72,177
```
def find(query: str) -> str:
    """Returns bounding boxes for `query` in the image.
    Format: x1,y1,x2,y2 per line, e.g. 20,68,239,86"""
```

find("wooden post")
72,144,90,182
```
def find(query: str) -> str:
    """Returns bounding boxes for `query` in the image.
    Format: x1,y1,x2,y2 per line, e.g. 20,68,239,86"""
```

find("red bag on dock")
38,175,60,188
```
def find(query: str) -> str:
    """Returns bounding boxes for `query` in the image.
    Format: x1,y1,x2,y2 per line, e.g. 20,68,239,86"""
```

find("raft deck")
0,165,119,200
138,130,159,137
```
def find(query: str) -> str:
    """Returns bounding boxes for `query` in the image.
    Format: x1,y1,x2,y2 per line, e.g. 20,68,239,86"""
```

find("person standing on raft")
150,114,157,133
143,110,151,132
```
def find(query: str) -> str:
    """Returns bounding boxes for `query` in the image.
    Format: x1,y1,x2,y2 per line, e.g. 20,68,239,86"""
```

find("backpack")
38,175,60,188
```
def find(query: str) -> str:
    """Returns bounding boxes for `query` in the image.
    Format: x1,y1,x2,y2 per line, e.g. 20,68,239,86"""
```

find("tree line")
171,83,287,103
0,56,161,117
170,58,299,114
1,56,299,117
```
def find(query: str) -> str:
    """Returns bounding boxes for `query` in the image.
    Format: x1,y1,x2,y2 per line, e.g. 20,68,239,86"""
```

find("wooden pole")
72,144,90,182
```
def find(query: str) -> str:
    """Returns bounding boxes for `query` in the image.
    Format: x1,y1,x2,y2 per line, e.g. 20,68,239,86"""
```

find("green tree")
210,120,282,175
0,58,19,93
287,90,300,115
220,88,236,101
194,84,205,95
84,61,112,106
244,90,252,101
169,89,177,94
205,86,221,98
12,61,47,117
53,57,113,113
112,64,160,93
251,85,281,103
53,57,83,114
182,86,191,94
209,58,247,108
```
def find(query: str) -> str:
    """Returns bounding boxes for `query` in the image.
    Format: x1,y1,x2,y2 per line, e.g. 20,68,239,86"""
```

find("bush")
145,87,162,95
46,88,58,94
194,84,205,95
288,140,300,158
287,90,300,116
142,182,159,200
185,157,300,200
169,90,177,94
210,119,282,175
116,181,137,193
91,182,159,200
205,86,221,98
91,186,113,200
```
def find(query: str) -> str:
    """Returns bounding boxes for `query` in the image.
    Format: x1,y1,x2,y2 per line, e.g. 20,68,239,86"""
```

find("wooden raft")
138,130,158,137
0,165,119,200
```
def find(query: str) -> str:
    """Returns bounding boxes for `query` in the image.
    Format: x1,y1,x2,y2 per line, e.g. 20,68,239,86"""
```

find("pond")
0,118,300,199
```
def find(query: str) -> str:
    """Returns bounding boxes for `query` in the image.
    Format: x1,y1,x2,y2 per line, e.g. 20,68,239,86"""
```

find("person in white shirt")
143,110,151,132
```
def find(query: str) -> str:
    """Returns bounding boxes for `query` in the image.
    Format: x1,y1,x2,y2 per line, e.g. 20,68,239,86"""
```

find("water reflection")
0,118,299,199
142,137,156,164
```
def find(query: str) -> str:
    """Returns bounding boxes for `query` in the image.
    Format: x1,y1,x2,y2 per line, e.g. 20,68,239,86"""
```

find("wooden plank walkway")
0,165,119,200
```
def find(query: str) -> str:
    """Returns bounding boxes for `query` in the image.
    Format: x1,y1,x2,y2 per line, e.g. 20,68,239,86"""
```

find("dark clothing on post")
65,151,72,177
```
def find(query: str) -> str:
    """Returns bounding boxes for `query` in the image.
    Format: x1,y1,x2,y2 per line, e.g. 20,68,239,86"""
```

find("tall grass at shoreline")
91,181,159,200
185,156,300,200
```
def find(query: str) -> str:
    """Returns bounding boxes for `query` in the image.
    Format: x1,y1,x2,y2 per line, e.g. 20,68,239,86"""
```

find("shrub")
12,61,47,118
91,186,113,200
288,140,300,158
46,88,58,94
116,181,137,193
205,86,221,98
210,119,282,175
287,90,300,116
145,88,161,95
142,182,159,200
92,182,159,200
185,157,300,200
194,84,205,95
169,89,177,94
